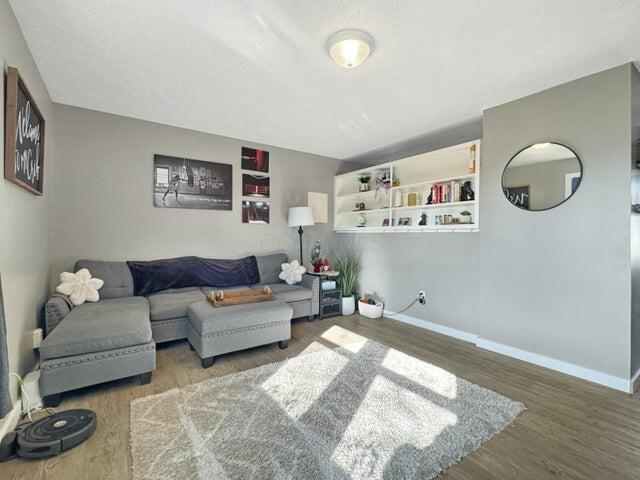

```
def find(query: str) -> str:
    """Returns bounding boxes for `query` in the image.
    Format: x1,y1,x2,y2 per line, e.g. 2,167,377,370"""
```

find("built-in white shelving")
334,140,480,233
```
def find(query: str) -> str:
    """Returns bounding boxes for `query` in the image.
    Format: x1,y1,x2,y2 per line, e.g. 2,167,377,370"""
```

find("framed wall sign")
4,67,45,195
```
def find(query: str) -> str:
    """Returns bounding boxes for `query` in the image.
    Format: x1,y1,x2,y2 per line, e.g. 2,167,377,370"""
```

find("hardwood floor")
2,314,640,479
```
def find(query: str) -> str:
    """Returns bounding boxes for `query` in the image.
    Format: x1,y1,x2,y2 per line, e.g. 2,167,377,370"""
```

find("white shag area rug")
130,338,524,480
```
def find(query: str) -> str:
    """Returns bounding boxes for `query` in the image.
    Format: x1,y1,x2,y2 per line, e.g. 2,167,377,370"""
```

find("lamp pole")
298,226,304,265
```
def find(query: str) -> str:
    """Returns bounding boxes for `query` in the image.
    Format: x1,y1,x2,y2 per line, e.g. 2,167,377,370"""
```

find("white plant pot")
358,300,384,319
460,216,472,224
342,295,356,316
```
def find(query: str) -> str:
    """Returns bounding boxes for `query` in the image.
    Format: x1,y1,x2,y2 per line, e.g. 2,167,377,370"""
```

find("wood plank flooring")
2,314,639,479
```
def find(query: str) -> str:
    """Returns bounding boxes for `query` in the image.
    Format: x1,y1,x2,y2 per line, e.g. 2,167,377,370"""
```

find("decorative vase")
359,183,369,192
342,295,356,315
313,263,323,273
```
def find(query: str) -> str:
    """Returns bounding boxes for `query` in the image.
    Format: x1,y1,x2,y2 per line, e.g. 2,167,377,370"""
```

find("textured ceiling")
9,0,640,159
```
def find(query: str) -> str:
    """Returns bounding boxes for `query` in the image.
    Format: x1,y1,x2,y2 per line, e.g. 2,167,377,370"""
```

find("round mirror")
502,142,582,211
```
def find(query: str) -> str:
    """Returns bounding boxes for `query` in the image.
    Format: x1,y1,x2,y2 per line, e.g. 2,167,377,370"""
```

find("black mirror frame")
501,142,583,212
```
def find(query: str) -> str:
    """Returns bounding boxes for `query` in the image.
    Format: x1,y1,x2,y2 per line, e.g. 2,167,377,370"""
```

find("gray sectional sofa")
40,253,319,406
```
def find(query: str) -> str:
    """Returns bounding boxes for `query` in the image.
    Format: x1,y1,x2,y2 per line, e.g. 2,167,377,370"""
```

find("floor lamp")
288,207,315,264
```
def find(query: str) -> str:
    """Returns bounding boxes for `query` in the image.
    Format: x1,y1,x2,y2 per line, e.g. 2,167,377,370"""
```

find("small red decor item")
313,263,323,273
322,258,330,272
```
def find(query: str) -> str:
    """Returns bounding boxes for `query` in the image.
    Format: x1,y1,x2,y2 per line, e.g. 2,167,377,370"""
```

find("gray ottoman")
187,299,293,368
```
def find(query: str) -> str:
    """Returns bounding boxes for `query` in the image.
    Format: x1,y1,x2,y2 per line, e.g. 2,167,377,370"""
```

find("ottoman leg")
278,340,289,350
308,314,315,322
139,372,153,385
43,393,62,408
189,343,195,351
201,356,215,369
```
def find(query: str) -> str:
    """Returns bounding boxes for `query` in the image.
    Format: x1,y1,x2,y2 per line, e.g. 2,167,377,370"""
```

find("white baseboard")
383,311,633,393
631,367,640,393
475,338,631,393
383,310,478,344
0,399,21,439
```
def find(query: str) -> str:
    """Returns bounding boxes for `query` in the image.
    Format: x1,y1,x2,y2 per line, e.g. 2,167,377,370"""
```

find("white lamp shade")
288,207,315,227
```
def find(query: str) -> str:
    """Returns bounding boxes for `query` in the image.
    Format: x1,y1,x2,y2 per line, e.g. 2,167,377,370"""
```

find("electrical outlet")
417,290,426,305
32,328,43,349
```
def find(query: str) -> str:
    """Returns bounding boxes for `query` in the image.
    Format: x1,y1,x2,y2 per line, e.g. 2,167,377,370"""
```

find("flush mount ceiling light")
327,29,374,68
532,142,551,149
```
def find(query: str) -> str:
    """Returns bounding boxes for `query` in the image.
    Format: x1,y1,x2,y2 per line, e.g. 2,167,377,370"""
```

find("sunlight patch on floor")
382,348,458,399
260,340,350,419
320,325,370,352
330,375,458,478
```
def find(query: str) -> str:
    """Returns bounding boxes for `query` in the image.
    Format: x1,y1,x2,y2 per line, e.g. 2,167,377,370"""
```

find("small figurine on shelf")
310,241,326,273
461,181,475,201
427,187,434,205
322,258,331,272
356,213,367,228
358,175,371,192
418,212,427,225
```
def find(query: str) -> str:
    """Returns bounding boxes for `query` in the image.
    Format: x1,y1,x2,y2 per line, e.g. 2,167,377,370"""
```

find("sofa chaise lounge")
40,253,319,405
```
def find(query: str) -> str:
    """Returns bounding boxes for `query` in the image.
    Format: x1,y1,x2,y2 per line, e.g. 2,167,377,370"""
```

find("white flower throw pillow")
279,260,306,285
56,268,104,306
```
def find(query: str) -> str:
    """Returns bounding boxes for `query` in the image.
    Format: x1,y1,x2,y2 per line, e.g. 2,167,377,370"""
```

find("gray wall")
480,64,633,379
0,0,54,406
345,117,483,166
631,64,640,376
51,105,342,279
337,233,479,334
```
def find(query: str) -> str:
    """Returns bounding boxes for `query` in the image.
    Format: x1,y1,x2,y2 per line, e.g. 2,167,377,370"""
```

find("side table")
306,270,341,320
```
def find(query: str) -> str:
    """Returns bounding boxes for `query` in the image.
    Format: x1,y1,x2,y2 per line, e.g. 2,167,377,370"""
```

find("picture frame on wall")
242,173,270,197
241,147,269,173
242,200,270,224
4,67,45,195
153,154,232,210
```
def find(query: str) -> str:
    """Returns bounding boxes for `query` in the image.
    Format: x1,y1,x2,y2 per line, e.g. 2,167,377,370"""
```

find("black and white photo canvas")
242,200,270,224
242,173,270,197
241,147,269,173
154,155,232,210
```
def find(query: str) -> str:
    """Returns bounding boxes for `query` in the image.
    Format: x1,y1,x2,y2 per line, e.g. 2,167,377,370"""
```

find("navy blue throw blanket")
127,256,260,296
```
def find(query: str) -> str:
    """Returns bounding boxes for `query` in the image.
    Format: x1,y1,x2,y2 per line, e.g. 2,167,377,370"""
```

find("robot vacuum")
16,409,97,458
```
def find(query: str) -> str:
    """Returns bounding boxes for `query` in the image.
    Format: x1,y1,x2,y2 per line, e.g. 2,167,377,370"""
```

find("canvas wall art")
153,154,232,210
242,200,270,224
241,147,269,173
242,173,270,197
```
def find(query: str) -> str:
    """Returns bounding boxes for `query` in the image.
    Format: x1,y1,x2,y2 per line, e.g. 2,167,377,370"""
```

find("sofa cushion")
147,290,206,321
256,253,288,285
74,260,134,299
252,283,312,303
40,297,151,360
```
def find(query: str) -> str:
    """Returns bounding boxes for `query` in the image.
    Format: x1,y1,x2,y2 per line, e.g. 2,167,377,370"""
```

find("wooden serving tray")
206,286,274,307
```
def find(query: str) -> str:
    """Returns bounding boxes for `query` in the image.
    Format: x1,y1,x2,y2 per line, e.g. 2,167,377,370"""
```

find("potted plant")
334,252,360,315
460,210,472,224
310,241,326,273
358,175,371,192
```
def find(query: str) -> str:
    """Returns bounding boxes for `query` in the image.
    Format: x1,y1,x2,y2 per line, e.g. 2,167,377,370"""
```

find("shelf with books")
334,140,480,233
390,174,475,192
